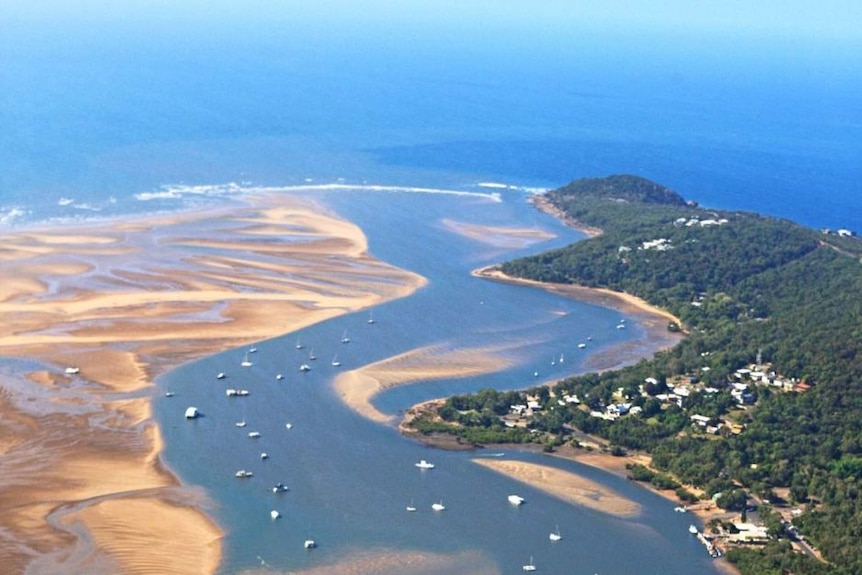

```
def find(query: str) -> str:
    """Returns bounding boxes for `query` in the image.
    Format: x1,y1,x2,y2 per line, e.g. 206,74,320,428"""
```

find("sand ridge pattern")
0,194,426,574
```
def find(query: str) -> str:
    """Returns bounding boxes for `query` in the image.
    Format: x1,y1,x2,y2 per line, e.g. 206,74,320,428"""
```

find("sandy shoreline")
0,194,426,573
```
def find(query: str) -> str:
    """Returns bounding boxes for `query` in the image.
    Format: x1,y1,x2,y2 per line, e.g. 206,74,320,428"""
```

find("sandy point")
333,343,514,424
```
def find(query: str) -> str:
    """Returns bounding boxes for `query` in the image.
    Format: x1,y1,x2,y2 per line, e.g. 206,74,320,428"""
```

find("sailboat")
549,525,562,541
331,354,341,367
308,348,317,360
406,499,417,512
295,337,303,350
522,556,537,572
559,353,565,364
241,352,252,367
367,311,375,324
341,329,350,344
431,500,445,511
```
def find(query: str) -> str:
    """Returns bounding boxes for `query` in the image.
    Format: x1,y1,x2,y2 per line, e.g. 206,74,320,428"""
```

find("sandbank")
334,344,514,423
472,458,642,517
240,548,498,575
0,194,426,572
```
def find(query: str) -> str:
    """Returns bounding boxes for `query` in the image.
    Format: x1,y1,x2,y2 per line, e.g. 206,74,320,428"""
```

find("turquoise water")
155,189,719,574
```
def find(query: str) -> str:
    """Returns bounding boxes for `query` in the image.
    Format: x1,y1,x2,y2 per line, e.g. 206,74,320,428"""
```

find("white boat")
508,494,525,506
236,389,249,396
415,460,435,469
578,342,587,349
533,371,539,377
304,539,316,549
674,506,687,513
367,311,375,324
299,363,311,372
249,347,258,353
217,372,226,379
559,353,564,364
616,323,626,330
65,366,80,375
276,374,283,380
308,348,316,360
235,421,246,428
295,337,303,350
689,524,699,534
184,406,199,419
285,423,293,429
260,452,268,460
241,352,253,367
522,556,536,572
226,388,237,397
331,355,341,367
270,510,280,520
235,469,253,478
272,483,288,493
406,499,417,512
431,501,445,511
248,431,261,438
164,391,174,397
549,525,562,542
341,329,350,343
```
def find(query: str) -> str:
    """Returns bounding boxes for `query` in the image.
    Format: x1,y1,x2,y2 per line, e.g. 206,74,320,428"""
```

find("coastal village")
494,350,820,560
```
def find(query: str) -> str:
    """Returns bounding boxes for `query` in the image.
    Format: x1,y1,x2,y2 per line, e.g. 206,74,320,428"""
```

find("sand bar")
0,194,426,573
472,458,642,517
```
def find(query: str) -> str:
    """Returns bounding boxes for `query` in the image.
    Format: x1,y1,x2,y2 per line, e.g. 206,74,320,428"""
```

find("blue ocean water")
2,3,861,573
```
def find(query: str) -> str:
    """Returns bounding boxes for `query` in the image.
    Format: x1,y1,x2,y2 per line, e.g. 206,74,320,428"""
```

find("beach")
0,193,425,573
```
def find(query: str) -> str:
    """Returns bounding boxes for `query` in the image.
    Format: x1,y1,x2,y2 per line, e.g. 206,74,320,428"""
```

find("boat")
295,337,303,350
549,525,562,542
508,494,525,506
249,347,258,353
217,372,226,379
276,373,283,380
64,366,80,375
164,391,174,397
248,431,261,438
235,469,253,478
308,348,317,360
236,389,249,396
616,323,626,330
689,524,699,535
533,371,539,377
260,452,268,460
272,483,288,493
331,355,341,367
522,556,536,572
578,343,587,349
304,539,316,549
241,352,253,367
406,499,417,512
415,460,435,469
431,501,445,511
184,406,199,419
235,421,246,428
270,510,280,520
226,388,237,397
674,506,687,513
341,329,350,343
299,363,311,372
367,311,375,324
285,423,293,429
559,353,564,364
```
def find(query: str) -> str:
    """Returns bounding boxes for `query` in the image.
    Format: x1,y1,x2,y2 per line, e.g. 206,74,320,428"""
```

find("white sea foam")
70,203,102,212
57,197,74,206
135,181,504,203
0,207,28,226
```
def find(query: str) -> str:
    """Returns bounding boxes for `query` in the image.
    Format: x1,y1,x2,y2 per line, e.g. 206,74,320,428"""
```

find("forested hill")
488,176,862,574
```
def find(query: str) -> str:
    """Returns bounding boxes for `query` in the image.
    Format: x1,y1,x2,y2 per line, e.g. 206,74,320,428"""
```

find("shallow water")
155,189,722,574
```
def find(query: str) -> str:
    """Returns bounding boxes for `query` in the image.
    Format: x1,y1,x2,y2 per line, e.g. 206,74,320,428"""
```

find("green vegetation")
408,175,862,574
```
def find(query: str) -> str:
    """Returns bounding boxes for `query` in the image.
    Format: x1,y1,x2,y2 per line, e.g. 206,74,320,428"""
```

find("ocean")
2,2,861,573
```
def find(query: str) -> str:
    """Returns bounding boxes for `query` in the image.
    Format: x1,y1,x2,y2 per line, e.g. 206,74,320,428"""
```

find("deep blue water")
2,3,861,573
